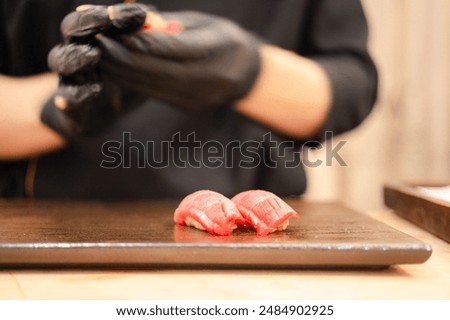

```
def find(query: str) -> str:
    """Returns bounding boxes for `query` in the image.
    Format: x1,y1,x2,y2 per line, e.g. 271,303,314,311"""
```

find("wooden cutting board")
0,199,431,268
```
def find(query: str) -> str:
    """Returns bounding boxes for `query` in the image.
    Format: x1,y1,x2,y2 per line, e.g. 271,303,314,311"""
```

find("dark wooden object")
0,199,431,268
384,182,450,243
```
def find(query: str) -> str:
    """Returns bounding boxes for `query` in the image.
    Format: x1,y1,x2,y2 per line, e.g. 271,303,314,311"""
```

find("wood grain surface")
0,199,430,267
384,182,450,243
0,204,448,299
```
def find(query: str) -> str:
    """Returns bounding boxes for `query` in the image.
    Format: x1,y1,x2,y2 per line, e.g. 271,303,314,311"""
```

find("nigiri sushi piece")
232,190,298,236
174,190,243,236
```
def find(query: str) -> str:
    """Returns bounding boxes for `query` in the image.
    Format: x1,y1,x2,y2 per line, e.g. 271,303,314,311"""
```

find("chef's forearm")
0,73,66,160
236,45,332,140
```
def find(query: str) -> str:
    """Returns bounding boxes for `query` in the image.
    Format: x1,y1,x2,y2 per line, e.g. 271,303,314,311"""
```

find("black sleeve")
0,3,6,73
305,0,378,140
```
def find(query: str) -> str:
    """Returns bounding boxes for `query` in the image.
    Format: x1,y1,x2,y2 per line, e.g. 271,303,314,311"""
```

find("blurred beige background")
305,0,450,211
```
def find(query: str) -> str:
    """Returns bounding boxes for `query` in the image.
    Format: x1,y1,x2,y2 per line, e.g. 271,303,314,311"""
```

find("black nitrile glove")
41,3,149,139
97,11,261,112
59,3,149,40
42,43,113,138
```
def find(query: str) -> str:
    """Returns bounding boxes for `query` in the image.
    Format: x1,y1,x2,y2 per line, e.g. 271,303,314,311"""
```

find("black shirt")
0,0,377,199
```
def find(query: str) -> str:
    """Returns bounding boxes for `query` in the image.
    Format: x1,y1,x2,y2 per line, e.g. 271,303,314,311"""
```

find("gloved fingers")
159,11,216,30
98,36,189,79
61,3,149,40
99,35,230,96
61,6,109,40
54,83,103,113
161,11,261,49
48,43,101,76
106,3,149,33
118,12,244,60
119,31,209,60
45,82,117,138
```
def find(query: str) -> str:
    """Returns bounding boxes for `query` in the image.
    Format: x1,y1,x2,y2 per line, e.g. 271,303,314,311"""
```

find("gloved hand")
97,10,261,112
41,3,149,139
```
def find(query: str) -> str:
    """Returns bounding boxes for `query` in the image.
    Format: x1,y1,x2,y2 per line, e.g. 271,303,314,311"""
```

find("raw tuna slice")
232,190,298,236
174,190,243,236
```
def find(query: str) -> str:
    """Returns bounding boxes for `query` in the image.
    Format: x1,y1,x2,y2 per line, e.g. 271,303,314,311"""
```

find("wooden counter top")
0,205,449,299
